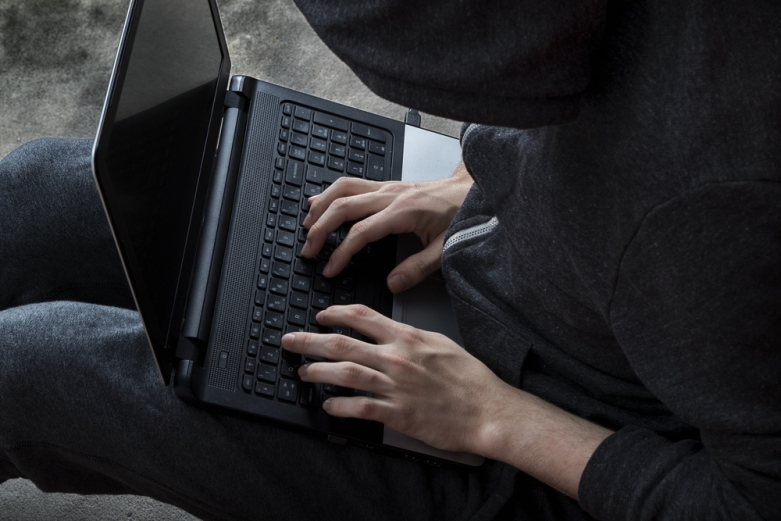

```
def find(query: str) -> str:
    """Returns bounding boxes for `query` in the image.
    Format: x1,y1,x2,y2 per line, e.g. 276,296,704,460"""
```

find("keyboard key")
276,230,295,247
274,245,293,263
264,229,274,242
266,213,277,228
260,346,279,365
295,106,312,120
281,358,301,380
275,157,285,171
295,243,305,258
254,289,265,306
278,378,300,402
264,310,284,329
258,363,277,383
269,277,289,295
262,243,272,258
280,200,298,217
368,141,386,155
366,154,384,181
250,323,261,339
290,291,309,309
279,129,289,142
247,340,259,356
309,309,320,326
271,184,281,198
314,276,333,293
310,137,327,152
259,258,271,274
268,199,280,213
312,124,329,139
312,292,331,310
289,146,306,161
349,135,367,150
313,112,349,132
292,274,311,292
285,159,305,185
242,374,254,392
293,258,314,276
329,143,346,157
283,103,293,115
281,115,291,129
335,276,355,290
331,325,351,336
278,215,296,232
308,151,325,166
328,156,345,171
277,142,286,156
315,260,327,275
297,228,309,243
348,149,365,163
267,294,287,312
324,383,348,395
283,185,301,201
333,289,353,305
252,306,263,322
331,130,348,145
262,328,282,347
255,381,275,397
257,274,268,289
351,122,385,142
286,324,306,335
303,183,321,198
300,383,317,406
346,162,364,177
325,231,338,246
245,357,257,374
291,119,310,134
288,308,307,326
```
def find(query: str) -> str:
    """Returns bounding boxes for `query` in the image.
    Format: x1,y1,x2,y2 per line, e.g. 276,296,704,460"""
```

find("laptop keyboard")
238,102,391,407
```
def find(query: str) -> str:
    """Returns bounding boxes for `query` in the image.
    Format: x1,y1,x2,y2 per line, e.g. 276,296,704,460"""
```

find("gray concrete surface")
0,0,460,519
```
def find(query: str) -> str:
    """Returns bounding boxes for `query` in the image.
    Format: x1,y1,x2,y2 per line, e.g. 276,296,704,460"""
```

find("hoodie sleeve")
292,0,607,128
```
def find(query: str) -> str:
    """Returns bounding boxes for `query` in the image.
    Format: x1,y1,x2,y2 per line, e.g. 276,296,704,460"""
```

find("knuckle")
348,304,372,320
340,364,362,384
356,397,376,418
327,334,352,358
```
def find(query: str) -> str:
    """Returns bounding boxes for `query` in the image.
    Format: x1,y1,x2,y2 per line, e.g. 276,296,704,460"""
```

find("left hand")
281,304,515,454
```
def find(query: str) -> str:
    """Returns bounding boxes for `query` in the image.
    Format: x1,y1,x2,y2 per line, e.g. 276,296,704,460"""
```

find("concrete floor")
0,0,460,519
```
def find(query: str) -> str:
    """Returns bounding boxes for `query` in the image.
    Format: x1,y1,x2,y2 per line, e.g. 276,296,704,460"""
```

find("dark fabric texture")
294,0,781,520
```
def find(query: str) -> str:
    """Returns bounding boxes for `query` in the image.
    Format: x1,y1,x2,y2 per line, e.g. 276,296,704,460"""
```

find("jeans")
0,138,588,521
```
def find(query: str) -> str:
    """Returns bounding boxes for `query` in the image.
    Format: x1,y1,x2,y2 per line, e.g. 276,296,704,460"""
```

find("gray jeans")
0,138,586,521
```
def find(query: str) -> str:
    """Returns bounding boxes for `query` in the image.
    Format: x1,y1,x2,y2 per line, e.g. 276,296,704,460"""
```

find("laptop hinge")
180,88,250,352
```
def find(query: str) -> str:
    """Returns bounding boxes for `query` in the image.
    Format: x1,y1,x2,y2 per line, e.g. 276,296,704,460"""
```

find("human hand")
301,162,473,293
281,304,514,454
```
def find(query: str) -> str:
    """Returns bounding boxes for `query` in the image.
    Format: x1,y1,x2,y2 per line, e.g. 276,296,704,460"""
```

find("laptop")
92,0,483,467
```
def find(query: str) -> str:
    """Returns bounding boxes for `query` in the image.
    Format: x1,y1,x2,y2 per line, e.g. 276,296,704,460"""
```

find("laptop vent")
208,91,279,391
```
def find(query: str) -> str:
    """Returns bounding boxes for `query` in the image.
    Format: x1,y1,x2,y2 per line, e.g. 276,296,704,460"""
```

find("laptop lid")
92,0,231,383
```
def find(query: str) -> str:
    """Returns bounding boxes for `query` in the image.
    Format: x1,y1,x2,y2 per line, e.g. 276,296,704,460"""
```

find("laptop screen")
103,0,224,357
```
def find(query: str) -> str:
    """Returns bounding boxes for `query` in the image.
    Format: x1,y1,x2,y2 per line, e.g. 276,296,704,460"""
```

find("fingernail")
303,214,312,227
301,242,310,257
298,364,310,377
281,333,295,347
387,273,408,293
316,310,324,323
322,399,332,412
322,262,332,277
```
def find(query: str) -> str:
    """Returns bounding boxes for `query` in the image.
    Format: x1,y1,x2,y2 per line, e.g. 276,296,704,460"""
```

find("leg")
0,138,133,311
0,301,516,521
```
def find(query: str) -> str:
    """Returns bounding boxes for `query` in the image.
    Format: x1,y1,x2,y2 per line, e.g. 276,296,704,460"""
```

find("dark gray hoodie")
294,1,781,520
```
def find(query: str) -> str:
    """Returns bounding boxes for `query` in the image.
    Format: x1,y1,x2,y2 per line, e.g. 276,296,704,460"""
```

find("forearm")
476,384,613,500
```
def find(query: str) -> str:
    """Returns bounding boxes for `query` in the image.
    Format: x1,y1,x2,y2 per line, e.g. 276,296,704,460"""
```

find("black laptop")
92,0,482,467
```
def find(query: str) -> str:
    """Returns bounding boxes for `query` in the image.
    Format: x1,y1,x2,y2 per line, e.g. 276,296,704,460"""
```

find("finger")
321,210,412,277
322,395,391,423
299,361,393,395
305,177,381,226
303,191,392,259
386,233,445,293
315,304,401,345
281,331,384,370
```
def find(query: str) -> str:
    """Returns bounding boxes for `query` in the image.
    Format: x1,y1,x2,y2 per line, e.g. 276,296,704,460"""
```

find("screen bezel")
91,0,232,384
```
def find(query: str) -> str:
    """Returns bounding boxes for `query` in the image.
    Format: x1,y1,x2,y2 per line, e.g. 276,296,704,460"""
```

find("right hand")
301,162,473,293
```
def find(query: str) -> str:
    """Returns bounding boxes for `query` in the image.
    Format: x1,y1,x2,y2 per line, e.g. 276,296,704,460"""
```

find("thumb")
386,234,444,293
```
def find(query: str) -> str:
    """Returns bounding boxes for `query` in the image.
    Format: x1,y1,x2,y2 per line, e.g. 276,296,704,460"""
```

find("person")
1,1,779,520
